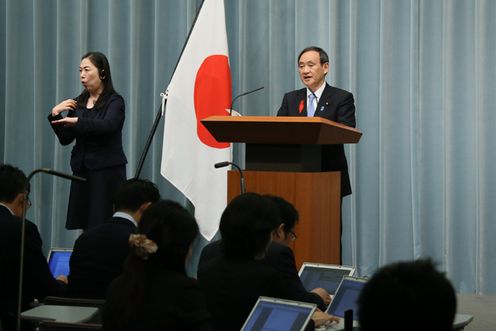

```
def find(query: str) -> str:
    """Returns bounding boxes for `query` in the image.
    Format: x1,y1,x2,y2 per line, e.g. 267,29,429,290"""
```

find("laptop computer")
326,276,367,318
47,248,72,277
241,296,317,331
313,277,366,330
298,263,355,295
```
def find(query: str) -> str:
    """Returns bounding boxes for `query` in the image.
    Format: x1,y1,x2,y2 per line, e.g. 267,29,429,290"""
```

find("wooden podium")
202,116,362,267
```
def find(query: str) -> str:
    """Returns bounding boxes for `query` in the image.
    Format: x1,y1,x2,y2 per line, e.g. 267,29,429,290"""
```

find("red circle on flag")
194,55,232,148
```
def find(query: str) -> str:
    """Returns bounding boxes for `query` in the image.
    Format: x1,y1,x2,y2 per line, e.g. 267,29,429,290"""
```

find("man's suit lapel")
315,83,332,117
295,88,307,116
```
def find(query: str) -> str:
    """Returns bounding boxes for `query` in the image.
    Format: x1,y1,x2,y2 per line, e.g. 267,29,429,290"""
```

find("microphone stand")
229,86,264,116
214,161,245,194
16,169,86,331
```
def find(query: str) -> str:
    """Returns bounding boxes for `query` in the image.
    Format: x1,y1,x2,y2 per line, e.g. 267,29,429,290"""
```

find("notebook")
47,248,72,277
241,296,317,331
298,263,355,295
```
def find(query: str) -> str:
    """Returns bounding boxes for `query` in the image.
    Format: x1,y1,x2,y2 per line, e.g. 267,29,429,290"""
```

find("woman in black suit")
48,51,127,230
103,200,212,331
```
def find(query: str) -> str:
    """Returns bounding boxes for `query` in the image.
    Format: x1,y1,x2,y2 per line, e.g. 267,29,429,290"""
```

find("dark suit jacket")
67,216,137,299
199,240,325,310
199,255,317,331
264,242,327,310
48,93,127,172
277,84,356,196
104,268,213,331
0,205,64,330
198,242,322,330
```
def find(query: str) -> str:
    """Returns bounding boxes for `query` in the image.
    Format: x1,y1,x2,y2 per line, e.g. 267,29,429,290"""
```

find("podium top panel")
201,116,362,145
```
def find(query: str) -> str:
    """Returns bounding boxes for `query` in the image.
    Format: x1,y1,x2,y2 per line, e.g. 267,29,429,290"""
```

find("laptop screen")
299,263,355,294
47,249,72,277
242,297,316,331
326,276,367,318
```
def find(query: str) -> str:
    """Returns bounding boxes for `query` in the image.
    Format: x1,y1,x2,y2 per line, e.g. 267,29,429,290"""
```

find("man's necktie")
307,93,316,117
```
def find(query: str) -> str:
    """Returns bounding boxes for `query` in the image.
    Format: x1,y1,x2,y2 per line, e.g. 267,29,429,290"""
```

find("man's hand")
311,287,331,305
312,310,340,327
56,275,68,284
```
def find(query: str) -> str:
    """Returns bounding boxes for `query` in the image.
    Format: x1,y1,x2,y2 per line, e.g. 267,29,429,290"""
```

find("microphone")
229,86,264,116
214,161,231,169
214,161,246,194
344,309,353,331
16,168,86,331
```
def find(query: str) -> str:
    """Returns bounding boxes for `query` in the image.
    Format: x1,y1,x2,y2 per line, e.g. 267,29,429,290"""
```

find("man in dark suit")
277,46,356,197
0,164,65,331
198,195,330,311
66,178,160,299
198,193,337,331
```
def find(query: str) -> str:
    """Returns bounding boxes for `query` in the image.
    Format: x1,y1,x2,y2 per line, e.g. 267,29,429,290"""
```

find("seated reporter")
198,193,337,331
67,178,160,299
0,164,65,331
264,195,331,309
103,200,212,331
199,194,330,310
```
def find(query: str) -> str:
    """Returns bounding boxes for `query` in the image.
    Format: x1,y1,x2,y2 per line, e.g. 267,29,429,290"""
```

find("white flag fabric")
161,0,232,240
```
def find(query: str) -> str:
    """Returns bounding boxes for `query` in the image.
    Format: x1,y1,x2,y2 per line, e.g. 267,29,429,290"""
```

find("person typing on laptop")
199,195,331,311
264,195,331,308
0,164,66,331
198,193,338,331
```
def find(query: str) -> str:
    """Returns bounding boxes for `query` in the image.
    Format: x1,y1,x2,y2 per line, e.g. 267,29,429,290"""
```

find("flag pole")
133,0,208,178
134,104,164,178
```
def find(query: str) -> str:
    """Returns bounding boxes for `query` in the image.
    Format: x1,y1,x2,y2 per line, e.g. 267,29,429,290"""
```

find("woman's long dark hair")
103,200,199,331
75,51,117,109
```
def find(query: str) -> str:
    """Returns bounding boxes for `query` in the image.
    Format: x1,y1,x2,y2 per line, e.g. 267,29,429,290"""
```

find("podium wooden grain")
227,170,341,266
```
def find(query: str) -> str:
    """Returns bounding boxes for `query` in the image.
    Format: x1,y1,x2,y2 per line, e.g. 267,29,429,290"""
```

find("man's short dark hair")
0,164,28,202
113,178,160,212
219,193,280,259
264,195,299,235
298,46,329,65
358,259,457,331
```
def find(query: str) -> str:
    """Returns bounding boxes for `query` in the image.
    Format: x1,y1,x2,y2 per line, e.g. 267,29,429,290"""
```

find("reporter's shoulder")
24,218,41,233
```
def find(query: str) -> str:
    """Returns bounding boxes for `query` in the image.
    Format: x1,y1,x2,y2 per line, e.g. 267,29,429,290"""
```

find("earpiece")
99,69,106,80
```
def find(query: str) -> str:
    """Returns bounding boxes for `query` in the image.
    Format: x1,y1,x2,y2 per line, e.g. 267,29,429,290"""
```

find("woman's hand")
51,116,78,127
52,99,77,116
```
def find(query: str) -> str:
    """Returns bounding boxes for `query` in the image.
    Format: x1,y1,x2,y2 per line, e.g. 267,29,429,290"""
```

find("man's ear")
12,192,27,217
276,223,285,238
323,62,330,74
